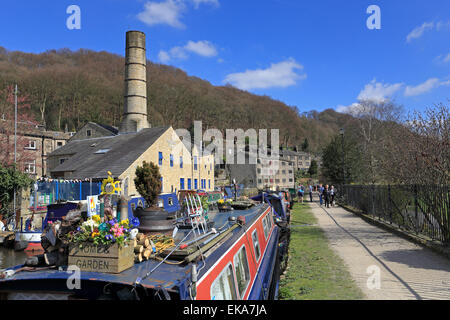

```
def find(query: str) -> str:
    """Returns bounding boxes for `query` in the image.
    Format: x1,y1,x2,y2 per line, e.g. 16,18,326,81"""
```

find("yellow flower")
92,215,101,223
91,231,100,238
120,219,129,226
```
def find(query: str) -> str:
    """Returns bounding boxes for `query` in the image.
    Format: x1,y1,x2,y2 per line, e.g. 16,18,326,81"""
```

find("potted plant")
133,161,174,231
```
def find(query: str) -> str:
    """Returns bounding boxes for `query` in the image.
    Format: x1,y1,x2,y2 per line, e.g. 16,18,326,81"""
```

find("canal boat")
0,200,283,300
14,202,80,252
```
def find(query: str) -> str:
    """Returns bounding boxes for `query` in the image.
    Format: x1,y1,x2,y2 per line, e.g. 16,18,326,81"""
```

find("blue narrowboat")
0,199,285,300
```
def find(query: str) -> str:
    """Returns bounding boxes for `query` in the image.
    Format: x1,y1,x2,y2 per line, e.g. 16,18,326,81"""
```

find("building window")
208,179,211,189
86,129,91,137
194,179,198,189
258,179,262,184
180,156,183,168
252,230,261,262
180,178,185,190
257,168,261,174
59,158,68,165
194,156,198,170
25,140,36,150
282,178,286,183
24,160,36,174
210,264,237,300
158,152,163,165
233,246,251,299
160,177,163,192
188,178,192,190
170,154,174,167
57,141,63,147
289,178,293,182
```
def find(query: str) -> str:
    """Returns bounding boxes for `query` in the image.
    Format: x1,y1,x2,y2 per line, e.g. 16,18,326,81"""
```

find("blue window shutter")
170,154,173,167
159,152,163,165
180,156,183,168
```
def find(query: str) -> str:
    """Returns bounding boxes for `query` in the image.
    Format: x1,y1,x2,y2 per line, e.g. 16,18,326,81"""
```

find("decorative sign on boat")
101,171,122,195
68,241,134,273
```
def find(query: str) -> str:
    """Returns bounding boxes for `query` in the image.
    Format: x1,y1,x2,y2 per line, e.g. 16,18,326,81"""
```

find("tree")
345,99,404,184
0,164,33,216
321,133,363,185
307,159,318,177
301,138,309,152
383,102,449,186
134,161,162,208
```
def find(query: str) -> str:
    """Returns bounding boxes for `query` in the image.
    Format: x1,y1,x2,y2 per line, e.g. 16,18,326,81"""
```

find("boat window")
252,229,261,262
210,264,238,300
266,213,273,230
233,246,251,299
262,216,269,239
168,197,173,206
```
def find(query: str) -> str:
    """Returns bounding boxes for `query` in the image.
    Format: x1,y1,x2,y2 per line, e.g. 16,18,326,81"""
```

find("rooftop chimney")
119,31,150,133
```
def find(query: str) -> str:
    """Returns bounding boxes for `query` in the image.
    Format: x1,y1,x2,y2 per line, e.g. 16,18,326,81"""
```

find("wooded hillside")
0,46,354,154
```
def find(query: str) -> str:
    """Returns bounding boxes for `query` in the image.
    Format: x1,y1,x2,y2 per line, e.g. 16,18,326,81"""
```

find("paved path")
307,199,450,300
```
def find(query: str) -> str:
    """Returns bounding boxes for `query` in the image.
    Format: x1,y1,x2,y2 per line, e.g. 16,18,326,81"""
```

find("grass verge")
278,202,365,300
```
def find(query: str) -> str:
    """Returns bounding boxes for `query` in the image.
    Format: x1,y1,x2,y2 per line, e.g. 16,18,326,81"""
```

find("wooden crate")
68,241,134,274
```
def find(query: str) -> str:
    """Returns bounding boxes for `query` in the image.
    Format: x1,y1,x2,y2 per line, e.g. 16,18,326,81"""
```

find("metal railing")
337,185,450,245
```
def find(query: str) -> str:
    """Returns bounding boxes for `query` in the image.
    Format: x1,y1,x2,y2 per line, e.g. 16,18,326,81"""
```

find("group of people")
317,184,336,208
297,184,336,208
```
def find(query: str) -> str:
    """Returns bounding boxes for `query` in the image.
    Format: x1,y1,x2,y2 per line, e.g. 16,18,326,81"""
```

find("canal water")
0,248,28,269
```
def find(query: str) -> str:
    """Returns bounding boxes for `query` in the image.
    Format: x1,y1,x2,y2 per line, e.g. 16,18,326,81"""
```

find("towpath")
307,199,450,300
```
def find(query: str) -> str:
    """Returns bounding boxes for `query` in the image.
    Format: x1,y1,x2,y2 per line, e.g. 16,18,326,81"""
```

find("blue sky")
0,0,449,114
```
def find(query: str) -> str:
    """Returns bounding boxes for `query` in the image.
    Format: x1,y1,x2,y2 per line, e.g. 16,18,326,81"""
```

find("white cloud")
158,40,218,63
184,40,218,57
436,53,450,64
404,78,450,97
357,79,404,102
336,103,361,114
158,50,171,63
137,0,185,28
223,58,306,90
406,20,450,43
406,22,434,43
192,0,219,9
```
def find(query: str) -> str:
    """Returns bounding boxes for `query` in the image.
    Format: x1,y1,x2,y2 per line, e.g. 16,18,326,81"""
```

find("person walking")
330,185,335,207
309,184,313,202
323,185,330,208
318,184,324,206
298,185,304,203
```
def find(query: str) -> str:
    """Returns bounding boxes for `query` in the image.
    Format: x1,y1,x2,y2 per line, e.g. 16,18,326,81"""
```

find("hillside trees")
0,47,355,153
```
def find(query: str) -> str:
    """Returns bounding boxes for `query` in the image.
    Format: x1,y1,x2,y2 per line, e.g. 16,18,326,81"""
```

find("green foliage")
321,134,363,185
0,164,33,215
301,138,309,152
134,161,162,207
308,159,318,177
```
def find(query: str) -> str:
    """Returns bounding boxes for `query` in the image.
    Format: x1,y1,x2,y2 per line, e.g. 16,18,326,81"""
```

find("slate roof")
49,126,170,180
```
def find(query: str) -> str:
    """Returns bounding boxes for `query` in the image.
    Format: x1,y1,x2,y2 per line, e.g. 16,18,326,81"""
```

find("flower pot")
133,207,175,232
